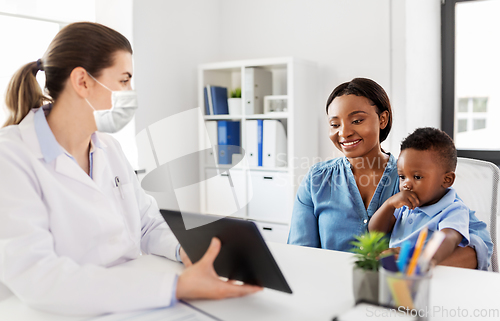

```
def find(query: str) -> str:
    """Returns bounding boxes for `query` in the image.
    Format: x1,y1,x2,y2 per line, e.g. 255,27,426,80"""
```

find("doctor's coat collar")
31,104,106,163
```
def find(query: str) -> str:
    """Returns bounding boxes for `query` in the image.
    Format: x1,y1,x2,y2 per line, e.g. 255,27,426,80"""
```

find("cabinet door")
205,168,246,218
247,171,291,223
254,221,290,244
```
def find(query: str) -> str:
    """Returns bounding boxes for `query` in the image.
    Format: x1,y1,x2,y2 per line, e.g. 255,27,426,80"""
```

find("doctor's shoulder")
0,125,35,163
94,132,127,157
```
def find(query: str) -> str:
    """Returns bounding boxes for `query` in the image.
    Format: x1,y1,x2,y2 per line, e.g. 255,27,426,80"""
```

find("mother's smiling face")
327,94,389,159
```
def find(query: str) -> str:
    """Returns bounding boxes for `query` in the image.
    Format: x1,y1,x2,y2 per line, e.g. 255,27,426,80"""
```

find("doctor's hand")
179,247,192,267
175,237,263,300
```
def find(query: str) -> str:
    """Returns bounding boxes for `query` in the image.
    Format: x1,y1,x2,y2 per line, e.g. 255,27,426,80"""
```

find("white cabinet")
198,57,318,243
247,171,291,224
254,221,290,244
205,168,246,219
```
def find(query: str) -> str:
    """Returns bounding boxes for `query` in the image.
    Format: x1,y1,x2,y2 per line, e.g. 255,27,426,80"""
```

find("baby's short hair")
401,127,457,172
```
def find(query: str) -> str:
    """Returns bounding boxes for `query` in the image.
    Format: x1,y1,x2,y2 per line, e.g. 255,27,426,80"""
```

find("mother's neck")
347,147,389,174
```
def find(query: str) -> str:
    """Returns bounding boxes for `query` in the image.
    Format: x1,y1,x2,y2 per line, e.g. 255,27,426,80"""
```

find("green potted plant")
228,88,242,115
350,231,389,303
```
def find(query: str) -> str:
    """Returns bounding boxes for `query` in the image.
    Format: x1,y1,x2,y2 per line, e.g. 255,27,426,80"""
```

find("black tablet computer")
160,209,292,294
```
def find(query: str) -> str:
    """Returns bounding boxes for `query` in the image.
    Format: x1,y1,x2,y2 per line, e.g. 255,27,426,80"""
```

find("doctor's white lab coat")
0,109,180,315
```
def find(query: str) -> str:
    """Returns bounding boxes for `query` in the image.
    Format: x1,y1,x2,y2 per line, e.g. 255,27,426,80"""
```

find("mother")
288,78,493,270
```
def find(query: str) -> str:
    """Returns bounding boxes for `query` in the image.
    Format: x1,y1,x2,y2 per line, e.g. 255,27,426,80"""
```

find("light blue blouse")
288,155,493,270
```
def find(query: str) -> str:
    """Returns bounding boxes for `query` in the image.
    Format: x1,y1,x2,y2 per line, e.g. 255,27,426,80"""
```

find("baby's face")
397,148,449,207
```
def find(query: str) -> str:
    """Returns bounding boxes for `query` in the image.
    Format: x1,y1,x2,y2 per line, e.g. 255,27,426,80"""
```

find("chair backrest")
454,157,499,272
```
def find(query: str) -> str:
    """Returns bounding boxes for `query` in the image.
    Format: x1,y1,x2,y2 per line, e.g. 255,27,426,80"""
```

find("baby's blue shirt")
390,187,470,248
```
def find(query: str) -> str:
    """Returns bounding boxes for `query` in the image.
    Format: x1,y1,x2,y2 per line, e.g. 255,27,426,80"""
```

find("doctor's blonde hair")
2,22,132,127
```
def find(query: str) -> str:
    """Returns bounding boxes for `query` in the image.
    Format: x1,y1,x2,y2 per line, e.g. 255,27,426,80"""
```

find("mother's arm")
287,169,321,248
439,209,493,270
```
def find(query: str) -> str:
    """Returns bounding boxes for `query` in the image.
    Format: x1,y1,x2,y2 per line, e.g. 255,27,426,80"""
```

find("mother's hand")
438,246,477,269
176,237,263,300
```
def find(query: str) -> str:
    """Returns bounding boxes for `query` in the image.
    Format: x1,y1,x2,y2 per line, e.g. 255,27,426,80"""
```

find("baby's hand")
380,247,401,260
388,190,420,210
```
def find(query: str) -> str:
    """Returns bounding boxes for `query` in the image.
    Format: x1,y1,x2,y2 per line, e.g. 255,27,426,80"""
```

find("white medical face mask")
85,73,138,133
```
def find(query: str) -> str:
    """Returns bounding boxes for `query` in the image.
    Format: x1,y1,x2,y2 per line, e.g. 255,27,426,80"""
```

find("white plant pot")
352,267,379,303
228,98,242,115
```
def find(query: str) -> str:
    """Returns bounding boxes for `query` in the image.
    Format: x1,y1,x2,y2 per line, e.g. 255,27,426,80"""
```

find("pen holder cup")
379,267,432,316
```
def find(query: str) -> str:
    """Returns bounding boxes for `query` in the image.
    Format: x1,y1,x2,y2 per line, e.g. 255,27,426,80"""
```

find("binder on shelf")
211,86,229,115
204,85,229,115
204,121,217,166
245,68,272,115
217,120,240,165
262,120,287,168
204,86,210,115
204,85,214,115
246,120,259,167
257,119,263,166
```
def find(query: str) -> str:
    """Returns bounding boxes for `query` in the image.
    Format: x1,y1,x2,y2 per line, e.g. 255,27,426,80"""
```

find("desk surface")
1,243,499,321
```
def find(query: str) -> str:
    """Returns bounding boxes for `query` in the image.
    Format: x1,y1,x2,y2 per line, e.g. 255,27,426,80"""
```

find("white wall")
133,0,226,211
388,0,442,156
96,0,133,41
402,0,441,150
133,0,441,163
0,0,95,22
387,0,407,156
133,0,222,134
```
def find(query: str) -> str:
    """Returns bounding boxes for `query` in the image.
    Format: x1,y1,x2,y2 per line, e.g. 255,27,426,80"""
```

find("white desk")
1,243,499,321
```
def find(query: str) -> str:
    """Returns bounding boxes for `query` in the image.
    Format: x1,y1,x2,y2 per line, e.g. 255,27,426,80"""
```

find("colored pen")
397,240,412,274
406,226,428,276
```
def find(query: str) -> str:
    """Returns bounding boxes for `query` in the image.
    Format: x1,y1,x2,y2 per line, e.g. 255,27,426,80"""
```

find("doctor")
0,22,261,315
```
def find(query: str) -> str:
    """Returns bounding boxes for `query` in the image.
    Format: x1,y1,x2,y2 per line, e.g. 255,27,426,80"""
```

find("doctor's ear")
69,67,93,98
443,171,455,188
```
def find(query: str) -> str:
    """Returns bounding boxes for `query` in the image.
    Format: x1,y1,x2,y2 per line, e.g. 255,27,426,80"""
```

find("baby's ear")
443,171,455,188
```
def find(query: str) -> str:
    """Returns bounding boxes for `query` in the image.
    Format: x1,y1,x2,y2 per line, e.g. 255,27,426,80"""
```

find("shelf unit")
197,57,318,243
204,113,289,121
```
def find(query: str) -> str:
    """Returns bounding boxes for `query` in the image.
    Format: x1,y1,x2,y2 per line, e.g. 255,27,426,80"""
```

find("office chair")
454,157,499,272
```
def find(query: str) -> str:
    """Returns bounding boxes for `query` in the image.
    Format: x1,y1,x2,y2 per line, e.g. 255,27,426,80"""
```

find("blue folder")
218,121,240,164
211,86,229,115
257,119,263,166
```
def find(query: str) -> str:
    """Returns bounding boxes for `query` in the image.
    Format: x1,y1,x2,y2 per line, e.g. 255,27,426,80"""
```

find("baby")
369,127,469,264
